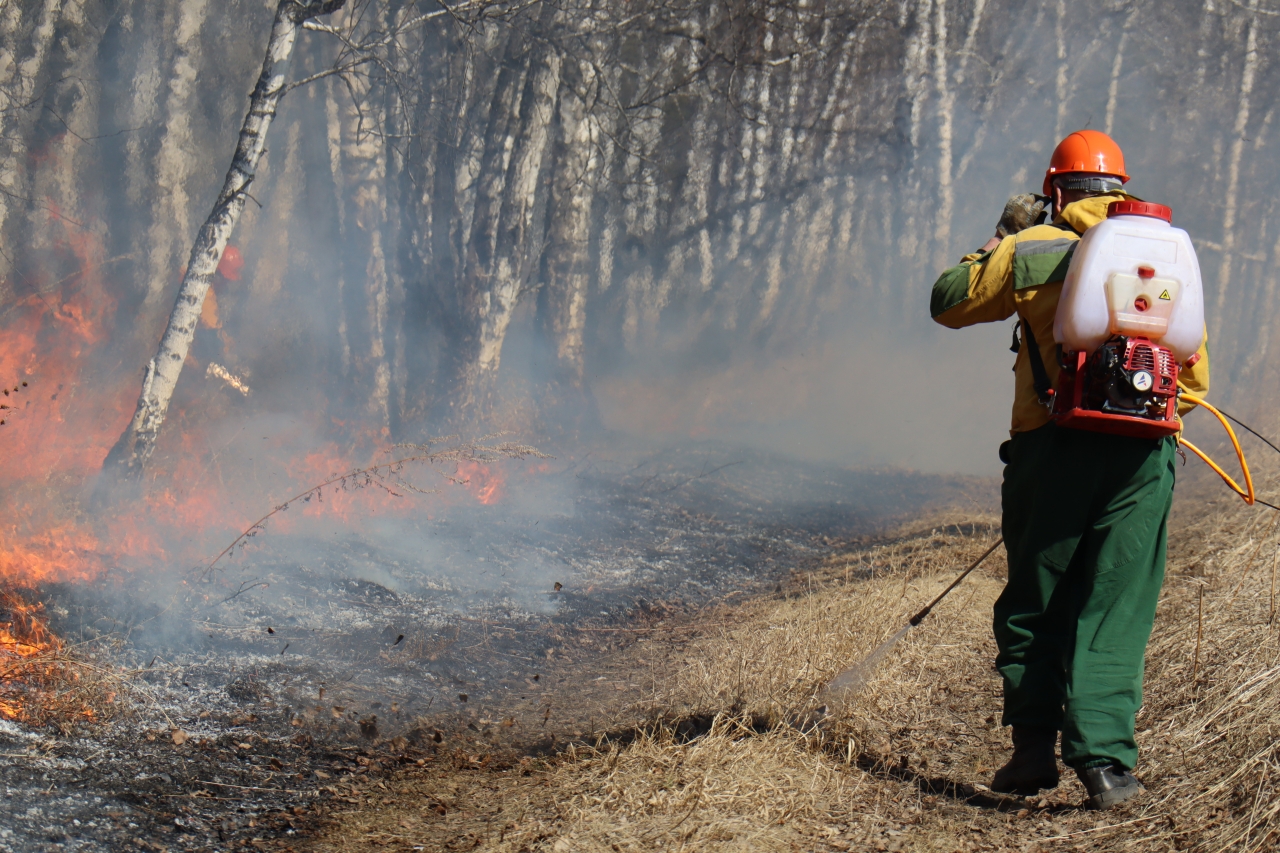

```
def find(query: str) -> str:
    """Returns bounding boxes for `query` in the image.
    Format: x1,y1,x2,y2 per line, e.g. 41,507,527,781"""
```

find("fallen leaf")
171,729,189,745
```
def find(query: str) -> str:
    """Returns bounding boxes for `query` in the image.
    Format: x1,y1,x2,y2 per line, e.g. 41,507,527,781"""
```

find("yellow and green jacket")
930,192,1211,434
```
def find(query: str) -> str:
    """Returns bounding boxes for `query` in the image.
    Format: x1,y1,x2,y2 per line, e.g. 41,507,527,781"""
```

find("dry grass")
307,498,1280,852
0,588,133,731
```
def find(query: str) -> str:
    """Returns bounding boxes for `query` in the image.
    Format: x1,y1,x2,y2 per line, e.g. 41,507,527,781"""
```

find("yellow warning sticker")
1159,289,1171,300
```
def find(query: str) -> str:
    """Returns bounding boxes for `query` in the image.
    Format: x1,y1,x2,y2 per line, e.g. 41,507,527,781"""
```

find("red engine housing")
1051,336,1181,439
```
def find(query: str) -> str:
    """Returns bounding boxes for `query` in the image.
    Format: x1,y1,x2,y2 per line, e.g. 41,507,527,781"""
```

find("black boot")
991,726,1060,795
1075,764,1144,810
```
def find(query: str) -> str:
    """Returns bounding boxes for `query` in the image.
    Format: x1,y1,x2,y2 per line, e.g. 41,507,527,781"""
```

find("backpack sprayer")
822,200,1275,699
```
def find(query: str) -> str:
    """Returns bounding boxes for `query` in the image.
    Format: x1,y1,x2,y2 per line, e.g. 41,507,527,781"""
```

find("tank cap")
1107,200,1172,222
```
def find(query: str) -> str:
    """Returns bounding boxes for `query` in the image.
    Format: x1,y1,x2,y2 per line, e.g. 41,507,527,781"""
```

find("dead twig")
200,437,547,577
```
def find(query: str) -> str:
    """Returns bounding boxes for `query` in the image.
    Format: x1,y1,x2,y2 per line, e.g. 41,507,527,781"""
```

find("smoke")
590,319,1015,475
573,0,1280,477
0,0,1276,671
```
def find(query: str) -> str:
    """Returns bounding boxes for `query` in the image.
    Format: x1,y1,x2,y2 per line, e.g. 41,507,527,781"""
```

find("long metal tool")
821,537,1004,698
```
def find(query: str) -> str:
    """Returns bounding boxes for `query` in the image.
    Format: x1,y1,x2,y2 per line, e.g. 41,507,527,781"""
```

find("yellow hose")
1177,382,1255,505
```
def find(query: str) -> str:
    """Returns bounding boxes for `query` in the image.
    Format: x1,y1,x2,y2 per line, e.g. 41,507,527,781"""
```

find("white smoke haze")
5,5,1278,847
0,0,1273,654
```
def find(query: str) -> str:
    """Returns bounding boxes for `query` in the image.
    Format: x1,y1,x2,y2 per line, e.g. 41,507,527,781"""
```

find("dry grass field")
304,482,1280,853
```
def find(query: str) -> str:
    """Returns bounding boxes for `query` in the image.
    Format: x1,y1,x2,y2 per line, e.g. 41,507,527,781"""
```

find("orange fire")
0,591,61,721
455,460,506,505
1,193,529,595
0,191,550,724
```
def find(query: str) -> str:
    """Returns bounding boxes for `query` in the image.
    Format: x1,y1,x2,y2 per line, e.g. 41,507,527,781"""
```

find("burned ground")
298,478,1280,853
0,444,985,852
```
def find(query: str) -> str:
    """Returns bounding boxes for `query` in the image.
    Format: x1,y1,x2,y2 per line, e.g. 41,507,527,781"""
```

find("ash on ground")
3,442,989,852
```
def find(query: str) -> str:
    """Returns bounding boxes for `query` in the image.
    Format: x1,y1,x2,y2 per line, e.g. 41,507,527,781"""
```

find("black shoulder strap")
1020,320,1054,405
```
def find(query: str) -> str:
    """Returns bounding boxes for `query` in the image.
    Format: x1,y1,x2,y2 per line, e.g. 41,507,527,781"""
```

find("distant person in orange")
191,245,245,371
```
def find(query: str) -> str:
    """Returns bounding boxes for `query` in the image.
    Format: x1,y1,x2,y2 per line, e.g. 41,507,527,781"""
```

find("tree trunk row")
3,0,1280,454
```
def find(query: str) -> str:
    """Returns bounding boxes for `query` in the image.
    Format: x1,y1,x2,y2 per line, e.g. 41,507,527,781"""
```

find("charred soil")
298,483,1280,853
0,444,986,852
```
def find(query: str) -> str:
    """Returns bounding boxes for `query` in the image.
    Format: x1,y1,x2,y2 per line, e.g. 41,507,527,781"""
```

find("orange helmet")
1042,129,1129,196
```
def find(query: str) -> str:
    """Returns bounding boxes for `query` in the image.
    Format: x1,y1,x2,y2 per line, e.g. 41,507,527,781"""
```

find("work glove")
995,193,1049,238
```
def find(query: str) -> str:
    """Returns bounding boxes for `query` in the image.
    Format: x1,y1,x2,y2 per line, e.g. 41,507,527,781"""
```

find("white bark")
473,49,561,374
903,0,934,155
105,0,347,478
932,0,954,260
1194,0,1218,94
1053,0,1067,139
1103,12,1133,137
0,0,62,287
900,0,933,259
27,0,94,262
122,6,164,214
141,0,211,305
334,0,391,428
323,74,351,374
545,65,601,383
1215,1,1259,338
955,0,986,85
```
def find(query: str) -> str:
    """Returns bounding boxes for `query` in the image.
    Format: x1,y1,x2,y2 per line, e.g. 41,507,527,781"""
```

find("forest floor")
297,484,1280,853
0,444,986,852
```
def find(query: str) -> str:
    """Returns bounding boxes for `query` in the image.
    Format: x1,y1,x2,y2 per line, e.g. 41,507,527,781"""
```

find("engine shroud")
1052,336,1181,439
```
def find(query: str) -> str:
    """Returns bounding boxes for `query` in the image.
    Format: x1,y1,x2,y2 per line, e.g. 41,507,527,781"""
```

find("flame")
0,193,530,602
456,461,506,505
0,599,55,657
0,590,62,722
0,194,533,721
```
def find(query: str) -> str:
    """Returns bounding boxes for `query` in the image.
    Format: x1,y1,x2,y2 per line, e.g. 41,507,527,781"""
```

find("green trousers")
997,423,1176,771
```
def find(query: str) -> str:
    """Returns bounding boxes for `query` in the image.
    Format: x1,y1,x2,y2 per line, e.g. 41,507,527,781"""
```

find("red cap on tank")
1107,200,1172,222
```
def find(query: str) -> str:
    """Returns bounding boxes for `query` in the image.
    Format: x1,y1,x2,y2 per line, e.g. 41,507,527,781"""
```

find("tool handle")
908,537,1004,626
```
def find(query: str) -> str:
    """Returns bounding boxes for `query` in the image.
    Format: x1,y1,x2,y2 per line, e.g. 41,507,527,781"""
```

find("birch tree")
3,0,1280,451
102,0,347,479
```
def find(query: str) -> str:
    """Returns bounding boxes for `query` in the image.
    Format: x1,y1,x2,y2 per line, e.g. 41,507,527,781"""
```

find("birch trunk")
456,39,561,410
932,0,954,263
103,0,347,479
140,0,214,311
543,64,600,385
473,48,562,372
1215,2,1259,343
333,0,391,430
0,0,63,292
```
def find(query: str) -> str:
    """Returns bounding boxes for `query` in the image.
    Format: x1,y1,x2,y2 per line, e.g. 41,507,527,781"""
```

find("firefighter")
191,244,246,369
929,130,1211,809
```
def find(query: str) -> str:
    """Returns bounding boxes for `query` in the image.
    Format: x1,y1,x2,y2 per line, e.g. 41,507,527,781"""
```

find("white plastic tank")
1054,200,1204,362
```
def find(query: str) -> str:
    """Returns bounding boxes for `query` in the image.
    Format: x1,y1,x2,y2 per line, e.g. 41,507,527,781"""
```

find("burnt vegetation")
0,0,1279,851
